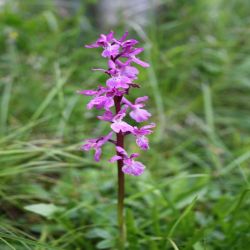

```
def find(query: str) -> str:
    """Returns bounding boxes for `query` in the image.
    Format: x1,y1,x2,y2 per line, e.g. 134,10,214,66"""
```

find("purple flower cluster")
79,31,155,176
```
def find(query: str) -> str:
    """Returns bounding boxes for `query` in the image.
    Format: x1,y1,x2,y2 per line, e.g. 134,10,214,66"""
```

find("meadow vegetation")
0,0,250,249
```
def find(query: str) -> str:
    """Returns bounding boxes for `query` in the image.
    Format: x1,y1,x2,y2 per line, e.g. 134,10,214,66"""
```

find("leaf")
168,238,180,250
168,197,198,238
96,239,114,249
24,203,62,218
85,228,111,239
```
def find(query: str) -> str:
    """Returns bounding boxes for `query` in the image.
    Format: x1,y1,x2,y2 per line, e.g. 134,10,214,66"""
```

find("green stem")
114,96,125,249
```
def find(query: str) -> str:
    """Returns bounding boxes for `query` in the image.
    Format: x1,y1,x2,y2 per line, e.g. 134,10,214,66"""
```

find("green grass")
0,0,250,249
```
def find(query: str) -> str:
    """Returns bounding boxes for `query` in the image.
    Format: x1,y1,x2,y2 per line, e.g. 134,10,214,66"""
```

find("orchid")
79,31,155,246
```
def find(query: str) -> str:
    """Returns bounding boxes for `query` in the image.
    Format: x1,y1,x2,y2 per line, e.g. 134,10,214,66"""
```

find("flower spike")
80,31,154,176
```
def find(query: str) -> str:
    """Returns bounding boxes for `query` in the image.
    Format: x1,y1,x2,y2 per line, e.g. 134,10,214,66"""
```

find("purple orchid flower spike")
81,31,153,170
110,146,145,176
81,30,153,171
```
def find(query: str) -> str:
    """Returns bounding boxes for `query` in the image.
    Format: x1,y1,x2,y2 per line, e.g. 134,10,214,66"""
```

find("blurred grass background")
0,0,250,249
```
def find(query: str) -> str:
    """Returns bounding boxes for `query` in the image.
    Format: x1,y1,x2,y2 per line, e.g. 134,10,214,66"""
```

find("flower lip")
110,147,145,176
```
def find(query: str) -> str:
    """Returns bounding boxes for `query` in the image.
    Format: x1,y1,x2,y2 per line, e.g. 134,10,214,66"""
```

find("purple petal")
130,108,151,122
142,123,156,130
119,31,129,42
122,39,139,48
104,98,115,110
132,57,150,68
121,97,133,107
122,161,145,176
106,88,125,97
108,59,116,69
87,96,114,110
130,153,140,159
135,96,148,104
106,77,118,88
132,124,154,136
136,136,149,150
111,121,133,133
81,138,97,151
110,122,122,133
106,31,115,42
102,131,113,143
106,76,130,89
81,143,92,151
102,44,120,58
94,148,102,162
109,155,122,162
112,112,126,123
97,110,113,121
116,146,127,156
122,66,139,79
129,48,144,56
86,32,114,48
85,43,99,48
77,89,98,96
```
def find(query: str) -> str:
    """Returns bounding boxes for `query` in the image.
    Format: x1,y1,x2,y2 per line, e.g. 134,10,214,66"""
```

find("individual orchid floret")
106,61,138,90
97,110,114,122
111,107,133,133
85,31,120,58
79,86,114,110
82,132,113,162
114,31,138,48
107,59,139,82
123,47,150,68
102,43,120,58
122,96,151,122
78,86,108,97
106,87,125,97
85,31,114,48
106,74,132,89
110,146,145,176
121,65,139,80
132,123,156,150
87,95,114,110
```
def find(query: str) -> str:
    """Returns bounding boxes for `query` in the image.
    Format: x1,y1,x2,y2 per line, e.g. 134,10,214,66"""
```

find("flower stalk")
114,95,125,247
